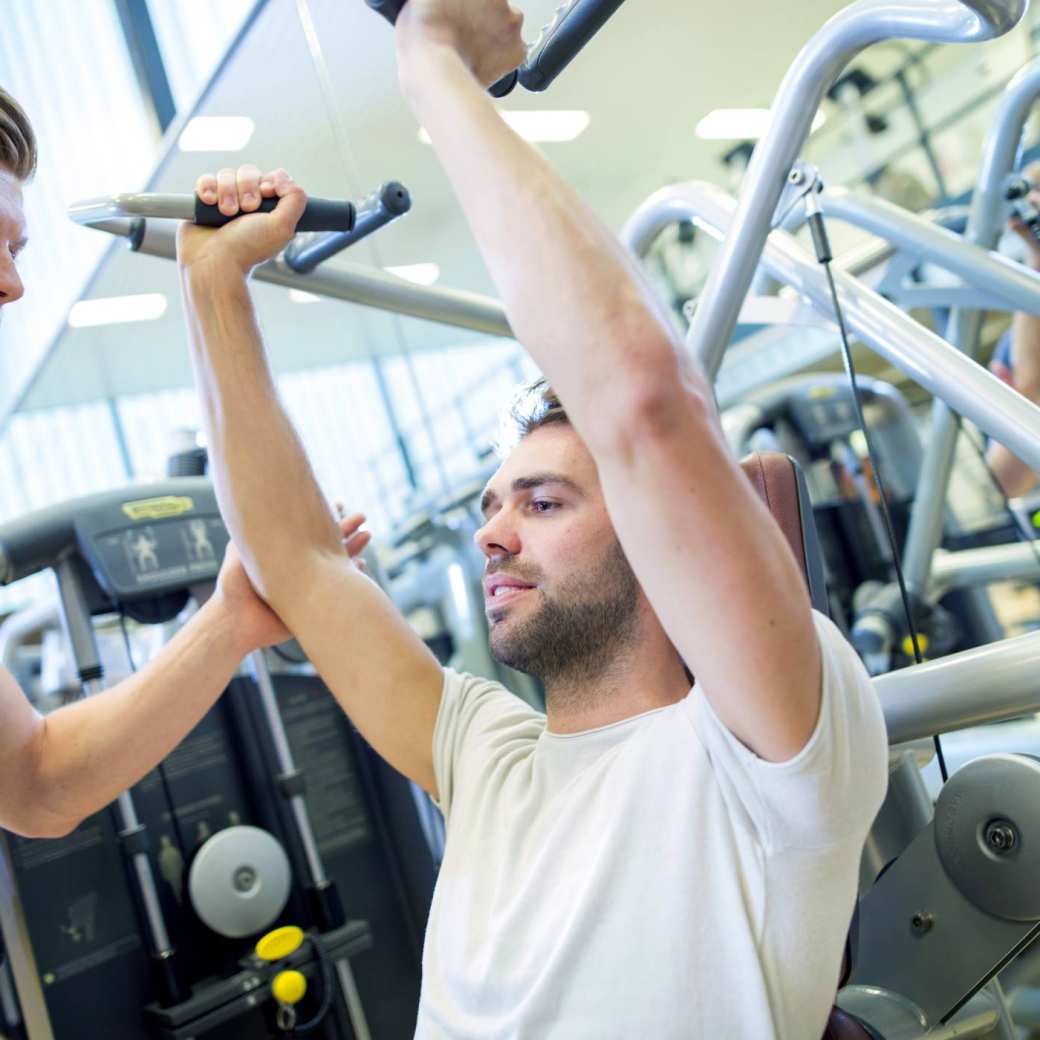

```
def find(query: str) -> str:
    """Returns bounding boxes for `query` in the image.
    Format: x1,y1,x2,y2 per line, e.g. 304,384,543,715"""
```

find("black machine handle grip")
366,0,406,20
283,181,413,273
193,195,357,233
519,0,625,92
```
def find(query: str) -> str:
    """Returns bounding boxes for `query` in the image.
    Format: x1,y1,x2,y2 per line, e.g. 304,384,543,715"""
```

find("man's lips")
484,574,536,605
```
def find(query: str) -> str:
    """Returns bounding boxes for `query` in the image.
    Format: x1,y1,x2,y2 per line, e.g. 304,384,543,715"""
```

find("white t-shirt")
415,611,888,1040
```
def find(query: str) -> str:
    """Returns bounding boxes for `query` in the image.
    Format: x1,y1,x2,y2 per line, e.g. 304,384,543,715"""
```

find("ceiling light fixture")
694,107,825,141
178,116,256,152
419,110,590,145
68,293,168,328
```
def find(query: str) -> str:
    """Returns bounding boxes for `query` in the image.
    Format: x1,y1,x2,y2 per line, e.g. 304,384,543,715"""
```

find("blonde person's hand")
396,0,526,90
176,165,306,277
335,508,372,573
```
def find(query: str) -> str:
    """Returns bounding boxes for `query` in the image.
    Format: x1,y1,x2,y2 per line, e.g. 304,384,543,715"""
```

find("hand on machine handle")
176,165,310,275
366,0,625,96
367,0,520,95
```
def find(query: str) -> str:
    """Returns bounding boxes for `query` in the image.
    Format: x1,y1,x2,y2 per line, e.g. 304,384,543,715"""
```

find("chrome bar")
874,629,1040,744
68,193,195,225
88,217,513,338
930,541,1040,591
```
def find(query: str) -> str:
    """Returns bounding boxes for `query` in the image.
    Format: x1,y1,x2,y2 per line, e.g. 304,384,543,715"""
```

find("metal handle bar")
69,191,359,234
685,0,1027,383
70,185,413,266
72,216,513,338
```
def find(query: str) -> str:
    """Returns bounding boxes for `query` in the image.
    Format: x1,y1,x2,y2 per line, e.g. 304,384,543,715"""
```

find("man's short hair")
496,377,569,455
0,88,37,181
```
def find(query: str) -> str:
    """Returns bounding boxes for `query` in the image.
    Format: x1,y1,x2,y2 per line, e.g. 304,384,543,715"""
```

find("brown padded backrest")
741,454,876,1040
740,450,831,616
740,452,810,587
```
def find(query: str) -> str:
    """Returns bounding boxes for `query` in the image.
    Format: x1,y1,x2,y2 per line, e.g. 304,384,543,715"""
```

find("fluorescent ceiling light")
178,116,255,152
68,293,167,328
694,107,825,141
385,263,440,286
289,289,322,304
419,110,590,145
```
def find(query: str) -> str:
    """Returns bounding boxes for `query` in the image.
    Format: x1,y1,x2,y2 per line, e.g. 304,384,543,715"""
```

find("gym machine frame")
0,480,376,1040
775,56,1040,603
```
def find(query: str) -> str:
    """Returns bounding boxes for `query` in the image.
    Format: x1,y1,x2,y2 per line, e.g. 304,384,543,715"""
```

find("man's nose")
0,251,25,305
475,510,521,558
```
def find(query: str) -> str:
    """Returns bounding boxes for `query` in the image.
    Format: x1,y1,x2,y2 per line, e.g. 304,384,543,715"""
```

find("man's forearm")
401,44,692,447
180,265,341,598
27,599,248,835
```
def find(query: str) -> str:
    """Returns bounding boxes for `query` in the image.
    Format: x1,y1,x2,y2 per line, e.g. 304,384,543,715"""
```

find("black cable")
289,935,334,1035
807,197,950,782
118,610,190,857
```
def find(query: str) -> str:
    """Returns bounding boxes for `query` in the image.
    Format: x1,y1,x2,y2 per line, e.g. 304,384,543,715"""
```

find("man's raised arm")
176,175,441,794
393,1,821,761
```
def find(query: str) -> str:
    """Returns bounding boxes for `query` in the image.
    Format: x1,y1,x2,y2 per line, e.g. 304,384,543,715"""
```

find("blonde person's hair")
0,88,36,180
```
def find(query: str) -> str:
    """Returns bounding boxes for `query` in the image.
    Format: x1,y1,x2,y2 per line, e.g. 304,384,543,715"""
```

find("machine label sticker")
121,495,194,521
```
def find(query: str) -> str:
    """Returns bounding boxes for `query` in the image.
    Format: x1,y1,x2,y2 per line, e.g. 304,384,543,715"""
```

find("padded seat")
740,452,880,1040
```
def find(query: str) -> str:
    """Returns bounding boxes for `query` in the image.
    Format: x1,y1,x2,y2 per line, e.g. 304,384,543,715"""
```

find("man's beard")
488,540,641,692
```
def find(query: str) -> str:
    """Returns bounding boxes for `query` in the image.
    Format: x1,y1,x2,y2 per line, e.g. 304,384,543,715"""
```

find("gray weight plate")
188,825,292,939
934,753,1040,922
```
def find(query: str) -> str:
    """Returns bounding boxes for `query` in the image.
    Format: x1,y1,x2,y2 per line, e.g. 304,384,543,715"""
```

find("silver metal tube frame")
685,0,1026,381
622,180,1040,472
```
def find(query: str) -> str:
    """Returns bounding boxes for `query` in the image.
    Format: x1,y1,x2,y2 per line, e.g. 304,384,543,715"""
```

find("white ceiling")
21,0,900,411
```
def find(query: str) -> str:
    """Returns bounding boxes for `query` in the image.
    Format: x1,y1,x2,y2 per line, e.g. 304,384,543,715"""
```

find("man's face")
0,168,27,326
475,423,641,685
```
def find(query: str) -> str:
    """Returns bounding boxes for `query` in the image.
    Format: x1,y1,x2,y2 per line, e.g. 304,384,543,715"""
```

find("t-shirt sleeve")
686,610,889,851
432,668,543,821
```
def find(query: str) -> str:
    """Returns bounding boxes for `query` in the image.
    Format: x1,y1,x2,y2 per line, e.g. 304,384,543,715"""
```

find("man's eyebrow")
479,473,583,516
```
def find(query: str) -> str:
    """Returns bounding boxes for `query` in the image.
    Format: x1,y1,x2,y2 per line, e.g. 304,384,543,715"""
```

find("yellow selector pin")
273,969,308,1007
256,926,305,963
256,926,309,1032
901,633,929,658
